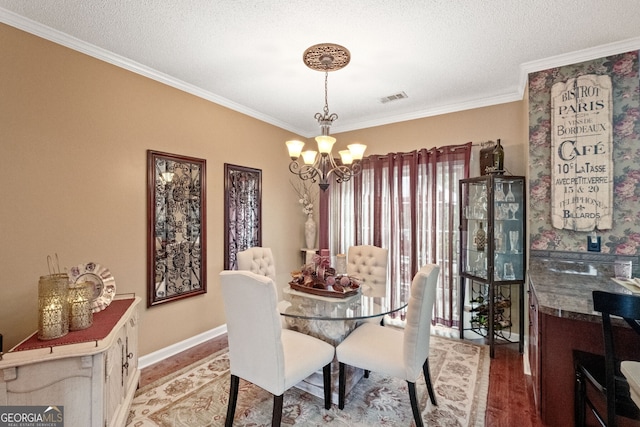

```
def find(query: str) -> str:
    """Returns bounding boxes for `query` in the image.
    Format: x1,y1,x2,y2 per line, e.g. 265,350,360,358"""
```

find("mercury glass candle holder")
37,273,70,340
68,282,93,330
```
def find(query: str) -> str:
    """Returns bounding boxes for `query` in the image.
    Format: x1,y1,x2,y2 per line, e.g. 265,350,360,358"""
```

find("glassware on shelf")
495,223,505,253
494,182,505,202
497,204,510,220
509,202,519,220
474,252,487,277
509,230,519,254
505,183,515,202
473,185,487,219
503,262,515,280
474,222,486,252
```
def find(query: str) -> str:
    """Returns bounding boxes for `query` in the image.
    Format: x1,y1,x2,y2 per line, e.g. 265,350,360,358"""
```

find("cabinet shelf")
458,175,526,358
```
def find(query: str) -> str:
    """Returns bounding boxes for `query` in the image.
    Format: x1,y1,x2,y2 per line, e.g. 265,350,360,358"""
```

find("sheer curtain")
322,142,471,327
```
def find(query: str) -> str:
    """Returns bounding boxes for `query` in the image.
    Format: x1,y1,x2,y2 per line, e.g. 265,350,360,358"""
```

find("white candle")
336,254,347,275
305,250,316,265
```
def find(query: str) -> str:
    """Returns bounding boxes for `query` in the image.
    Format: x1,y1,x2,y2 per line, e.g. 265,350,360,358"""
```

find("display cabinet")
458,175,526,357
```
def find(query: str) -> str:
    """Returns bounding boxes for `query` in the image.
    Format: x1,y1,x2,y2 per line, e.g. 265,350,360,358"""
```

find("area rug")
126,335,489,426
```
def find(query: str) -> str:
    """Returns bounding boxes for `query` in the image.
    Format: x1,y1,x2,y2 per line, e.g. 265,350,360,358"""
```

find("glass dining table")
278,283,408,401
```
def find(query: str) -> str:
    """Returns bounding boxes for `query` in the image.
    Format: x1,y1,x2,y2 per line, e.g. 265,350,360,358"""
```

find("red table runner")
13,298,135,352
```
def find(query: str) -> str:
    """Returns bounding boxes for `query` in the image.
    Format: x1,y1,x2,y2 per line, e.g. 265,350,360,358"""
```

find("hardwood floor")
139,335,545,426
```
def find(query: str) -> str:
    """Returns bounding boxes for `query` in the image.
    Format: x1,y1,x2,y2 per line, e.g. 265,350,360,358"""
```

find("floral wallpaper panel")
529,50,640,255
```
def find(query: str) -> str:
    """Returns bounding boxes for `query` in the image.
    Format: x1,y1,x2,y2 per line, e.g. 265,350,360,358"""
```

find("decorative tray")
289,281,360,299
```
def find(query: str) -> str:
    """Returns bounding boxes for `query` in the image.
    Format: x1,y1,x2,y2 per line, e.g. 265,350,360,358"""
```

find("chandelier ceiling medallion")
286,43,366,191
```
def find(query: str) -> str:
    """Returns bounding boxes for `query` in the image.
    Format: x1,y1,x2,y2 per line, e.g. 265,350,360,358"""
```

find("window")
325,143,471,326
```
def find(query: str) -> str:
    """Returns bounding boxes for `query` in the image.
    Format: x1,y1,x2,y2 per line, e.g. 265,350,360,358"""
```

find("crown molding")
0,7,305,136
331,92,522,135
3,7,639,136
517,36,640,97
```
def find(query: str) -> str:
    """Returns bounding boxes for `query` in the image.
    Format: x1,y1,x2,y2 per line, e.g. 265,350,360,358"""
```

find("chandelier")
286,43,366,191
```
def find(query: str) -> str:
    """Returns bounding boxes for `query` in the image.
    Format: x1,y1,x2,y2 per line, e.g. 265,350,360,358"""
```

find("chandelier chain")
323,71,330,116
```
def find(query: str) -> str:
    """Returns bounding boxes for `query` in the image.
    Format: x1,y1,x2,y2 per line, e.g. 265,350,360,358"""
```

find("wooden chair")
574,290,640,427
335,264,440,427
219,270,335,426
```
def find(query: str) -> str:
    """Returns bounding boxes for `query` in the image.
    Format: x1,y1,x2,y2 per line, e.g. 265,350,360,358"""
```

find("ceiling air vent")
380,91,408,104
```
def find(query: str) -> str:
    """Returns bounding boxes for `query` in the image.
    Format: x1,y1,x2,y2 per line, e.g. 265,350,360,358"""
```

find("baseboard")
138,324,228,369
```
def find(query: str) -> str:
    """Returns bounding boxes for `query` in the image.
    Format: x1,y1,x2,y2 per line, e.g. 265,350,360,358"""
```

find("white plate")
68,262,116,313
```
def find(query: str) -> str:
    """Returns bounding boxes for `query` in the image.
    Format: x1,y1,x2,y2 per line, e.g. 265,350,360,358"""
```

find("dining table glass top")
280,284,408,321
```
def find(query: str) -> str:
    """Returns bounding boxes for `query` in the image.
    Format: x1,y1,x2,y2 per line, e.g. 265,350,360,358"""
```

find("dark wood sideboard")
528,259,640,427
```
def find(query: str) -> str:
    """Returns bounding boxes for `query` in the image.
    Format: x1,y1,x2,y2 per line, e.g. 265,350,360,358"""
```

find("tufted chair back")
237,247,276,281
347,245,388,298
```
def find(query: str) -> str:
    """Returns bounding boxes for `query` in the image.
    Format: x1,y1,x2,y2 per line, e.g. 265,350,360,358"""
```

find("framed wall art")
147,150,206,307
224,164,262,270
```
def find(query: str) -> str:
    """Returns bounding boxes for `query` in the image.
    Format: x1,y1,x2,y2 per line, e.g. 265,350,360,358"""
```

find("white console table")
0,296,140,427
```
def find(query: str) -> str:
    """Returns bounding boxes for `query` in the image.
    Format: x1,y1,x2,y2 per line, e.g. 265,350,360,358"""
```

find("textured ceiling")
1,1,640,137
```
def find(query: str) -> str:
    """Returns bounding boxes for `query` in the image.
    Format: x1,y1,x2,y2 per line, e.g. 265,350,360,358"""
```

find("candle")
336,254,347,275
37,274,70,340
305,250,316,265
68,283,93,330
42,302,64,338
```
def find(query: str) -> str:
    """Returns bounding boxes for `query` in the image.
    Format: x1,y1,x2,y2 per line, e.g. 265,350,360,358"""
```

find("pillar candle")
336,254,347,275
305,250,316,265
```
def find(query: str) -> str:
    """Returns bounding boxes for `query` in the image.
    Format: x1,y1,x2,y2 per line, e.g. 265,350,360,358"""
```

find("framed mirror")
147,150,206,307
224,164,262,270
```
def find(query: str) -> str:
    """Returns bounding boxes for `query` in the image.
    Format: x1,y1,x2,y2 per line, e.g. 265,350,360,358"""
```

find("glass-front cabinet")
458,175,526,357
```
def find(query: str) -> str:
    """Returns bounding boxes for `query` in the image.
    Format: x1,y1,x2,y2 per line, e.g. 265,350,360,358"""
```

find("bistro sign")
550,74,613,231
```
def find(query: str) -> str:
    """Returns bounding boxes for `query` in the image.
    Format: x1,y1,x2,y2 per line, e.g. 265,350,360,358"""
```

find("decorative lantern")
68,282,93,330
37,273,70,340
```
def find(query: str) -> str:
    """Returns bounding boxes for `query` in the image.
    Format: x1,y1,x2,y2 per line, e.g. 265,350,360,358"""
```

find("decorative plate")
68,262,116,313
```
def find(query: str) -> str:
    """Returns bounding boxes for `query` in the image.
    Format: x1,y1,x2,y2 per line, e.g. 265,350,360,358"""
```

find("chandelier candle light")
286,43,366,191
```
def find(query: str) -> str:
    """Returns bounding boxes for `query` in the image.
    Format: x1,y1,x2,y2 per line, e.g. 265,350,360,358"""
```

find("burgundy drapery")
320,142,471,327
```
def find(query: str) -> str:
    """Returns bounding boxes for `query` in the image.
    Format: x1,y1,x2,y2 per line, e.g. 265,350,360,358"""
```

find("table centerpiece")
289,254,360,298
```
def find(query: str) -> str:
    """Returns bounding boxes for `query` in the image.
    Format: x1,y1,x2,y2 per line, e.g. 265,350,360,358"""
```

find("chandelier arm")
289,161,320,183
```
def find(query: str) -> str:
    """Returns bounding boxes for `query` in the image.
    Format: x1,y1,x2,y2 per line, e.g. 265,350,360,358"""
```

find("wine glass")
509,230,519,254
509,202,519,220
505,183,515,202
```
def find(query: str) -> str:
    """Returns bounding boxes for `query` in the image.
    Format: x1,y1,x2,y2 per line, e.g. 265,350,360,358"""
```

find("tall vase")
304,214,316,249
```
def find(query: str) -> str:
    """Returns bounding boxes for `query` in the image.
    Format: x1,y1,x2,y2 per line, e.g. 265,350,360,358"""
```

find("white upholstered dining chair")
219,270,335,427
237,246,291,327
335,264,440,427
347,245,388,298
237,246,276,281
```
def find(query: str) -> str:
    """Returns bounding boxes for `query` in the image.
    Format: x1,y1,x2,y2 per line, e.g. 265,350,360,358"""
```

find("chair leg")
272,394,283,426
423,358,437,406
339,362,346,410
323,363,332,409
225,374,239,427
408,381,424,427
574,368,586,427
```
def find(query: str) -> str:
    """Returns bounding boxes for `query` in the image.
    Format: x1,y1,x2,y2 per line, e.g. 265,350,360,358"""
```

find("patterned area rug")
127,335,489,426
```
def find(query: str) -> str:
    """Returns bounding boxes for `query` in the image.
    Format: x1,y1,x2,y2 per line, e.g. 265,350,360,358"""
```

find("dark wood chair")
574,290,640,427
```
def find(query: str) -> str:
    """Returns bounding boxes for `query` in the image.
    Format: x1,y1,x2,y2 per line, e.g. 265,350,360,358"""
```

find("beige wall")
335,101,527,177
0,23,528,356
0,24,305,355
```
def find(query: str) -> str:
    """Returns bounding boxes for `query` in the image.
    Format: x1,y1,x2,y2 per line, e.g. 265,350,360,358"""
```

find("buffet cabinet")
0,296,140,427
458,175,526,357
